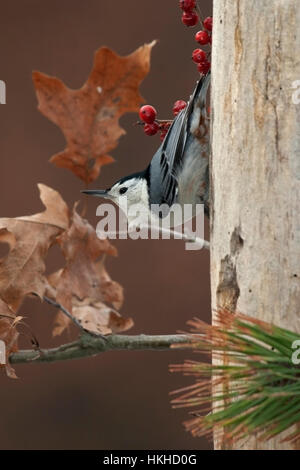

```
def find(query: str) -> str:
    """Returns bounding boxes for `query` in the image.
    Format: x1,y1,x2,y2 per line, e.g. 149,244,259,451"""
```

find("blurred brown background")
0,0,212,450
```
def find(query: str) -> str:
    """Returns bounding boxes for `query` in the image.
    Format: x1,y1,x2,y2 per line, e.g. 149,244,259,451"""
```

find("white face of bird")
82,177,150,216
107,178,147,211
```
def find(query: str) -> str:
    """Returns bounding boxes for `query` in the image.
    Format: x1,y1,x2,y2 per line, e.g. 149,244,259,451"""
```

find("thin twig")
133,119,174,127
140,225,210,250
9,333,195,364
195,1,205,29
99,226,210,250
43,296,107,341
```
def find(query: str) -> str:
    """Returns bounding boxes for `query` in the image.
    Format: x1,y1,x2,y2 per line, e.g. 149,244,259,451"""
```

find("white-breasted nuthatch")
82,72,210,227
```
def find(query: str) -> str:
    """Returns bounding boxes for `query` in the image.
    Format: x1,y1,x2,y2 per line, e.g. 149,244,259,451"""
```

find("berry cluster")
192,16,212,75
179,1,212,76
139,100,187,141
137,3,212,141
180,0,199,27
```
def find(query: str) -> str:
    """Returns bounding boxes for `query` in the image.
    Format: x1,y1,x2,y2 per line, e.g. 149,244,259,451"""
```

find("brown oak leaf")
33,42,156,183
0,184,69,311
49,206,118,313
46,206,130,336
54,298,133,337
96,258,124,310
0,299,22,379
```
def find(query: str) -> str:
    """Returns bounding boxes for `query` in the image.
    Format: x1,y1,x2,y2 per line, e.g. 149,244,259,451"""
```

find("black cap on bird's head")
81,169,149,201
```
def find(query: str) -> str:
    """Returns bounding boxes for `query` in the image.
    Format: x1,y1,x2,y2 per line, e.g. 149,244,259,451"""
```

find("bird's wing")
150,72,211,208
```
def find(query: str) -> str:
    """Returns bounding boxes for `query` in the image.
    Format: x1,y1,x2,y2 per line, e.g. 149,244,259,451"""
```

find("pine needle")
170,310,300,444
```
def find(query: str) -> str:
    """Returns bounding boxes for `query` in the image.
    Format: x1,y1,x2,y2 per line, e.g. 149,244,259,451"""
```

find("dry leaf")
0,299,20,378
96,258,124,310
47,206,130,336
51,206,118,314
33,42,156,183
0,184,69,310
54,298,133,337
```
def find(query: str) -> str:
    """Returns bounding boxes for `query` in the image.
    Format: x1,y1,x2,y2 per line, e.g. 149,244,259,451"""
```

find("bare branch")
9,333,194,365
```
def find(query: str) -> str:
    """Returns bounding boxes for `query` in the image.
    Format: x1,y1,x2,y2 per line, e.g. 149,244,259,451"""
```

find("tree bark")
210,0,300,450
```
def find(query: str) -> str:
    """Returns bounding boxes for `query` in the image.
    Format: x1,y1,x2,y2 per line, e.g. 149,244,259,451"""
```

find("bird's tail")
193,70,211,112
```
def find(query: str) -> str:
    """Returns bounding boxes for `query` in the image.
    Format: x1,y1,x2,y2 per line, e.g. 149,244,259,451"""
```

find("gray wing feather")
149,72,211,208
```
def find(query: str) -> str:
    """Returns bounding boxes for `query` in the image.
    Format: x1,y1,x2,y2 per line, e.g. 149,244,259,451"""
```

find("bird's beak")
81,189,109,198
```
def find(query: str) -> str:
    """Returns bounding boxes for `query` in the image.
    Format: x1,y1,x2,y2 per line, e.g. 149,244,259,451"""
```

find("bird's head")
81,170,150,215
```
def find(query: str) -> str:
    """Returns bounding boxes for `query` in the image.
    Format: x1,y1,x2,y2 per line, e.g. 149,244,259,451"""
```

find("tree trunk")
210,0,300,450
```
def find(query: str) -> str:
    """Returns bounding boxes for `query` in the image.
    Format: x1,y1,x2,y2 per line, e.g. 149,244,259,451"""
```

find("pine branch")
170,311,300,444
9,333,194,365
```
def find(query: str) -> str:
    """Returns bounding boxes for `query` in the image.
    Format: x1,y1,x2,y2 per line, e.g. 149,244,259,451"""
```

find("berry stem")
134,119,173,126
195,1,205,29
156,119,174,124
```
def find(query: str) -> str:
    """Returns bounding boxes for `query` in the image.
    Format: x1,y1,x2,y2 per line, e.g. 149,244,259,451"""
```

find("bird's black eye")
119,187,128,195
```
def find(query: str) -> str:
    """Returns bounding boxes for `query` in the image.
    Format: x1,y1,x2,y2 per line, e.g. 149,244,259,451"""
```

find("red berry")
144,122,159,136
203,16,213,31
159,122,171,133
179,0,196,10
160,130,168,142
195,30,210,45
182,10,198,27
197,61,211,75
159,122,171,131
192,48,207,64
173,100,187,116
139,105,157,124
